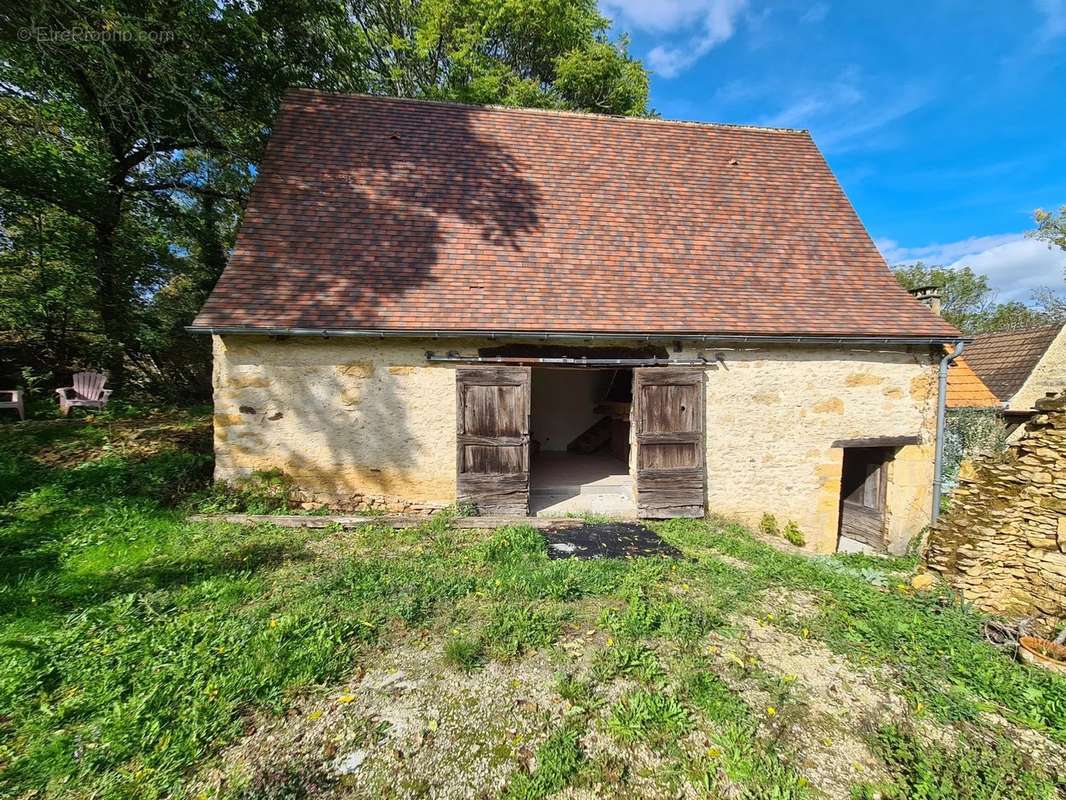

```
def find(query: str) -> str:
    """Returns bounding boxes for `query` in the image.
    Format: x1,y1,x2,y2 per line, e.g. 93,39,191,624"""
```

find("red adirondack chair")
56,372,112,416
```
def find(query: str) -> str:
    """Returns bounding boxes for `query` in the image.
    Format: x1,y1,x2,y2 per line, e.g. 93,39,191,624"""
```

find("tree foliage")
893,262,1066,335
0,0,648,398
1029,205,1066,255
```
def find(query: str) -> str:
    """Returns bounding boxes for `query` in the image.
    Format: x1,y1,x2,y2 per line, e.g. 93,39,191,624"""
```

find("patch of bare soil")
708,552,754,571
759,586,821,618
198,642,568,799
722,614,900,798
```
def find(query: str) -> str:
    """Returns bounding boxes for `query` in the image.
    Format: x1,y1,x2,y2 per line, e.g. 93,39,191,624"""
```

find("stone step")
531,483,634,498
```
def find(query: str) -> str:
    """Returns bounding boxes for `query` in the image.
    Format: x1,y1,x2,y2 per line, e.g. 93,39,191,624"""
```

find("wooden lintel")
831,435,921,448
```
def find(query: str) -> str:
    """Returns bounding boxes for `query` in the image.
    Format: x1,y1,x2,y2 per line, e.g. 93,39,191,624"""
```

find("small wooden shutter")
633,368,706,519
456,366,531,515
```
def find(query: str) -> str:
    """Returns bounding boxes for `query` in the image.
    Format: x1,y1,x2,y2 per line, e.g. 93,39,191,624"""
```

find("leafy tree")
1,0,649,396
892,263,995,332
1029,205,1066,254
893,262,1065,334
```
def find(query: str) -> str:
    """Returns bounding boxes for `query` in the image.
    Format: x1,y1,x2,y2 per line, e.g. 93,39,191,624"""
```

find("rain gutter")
186,325,960,347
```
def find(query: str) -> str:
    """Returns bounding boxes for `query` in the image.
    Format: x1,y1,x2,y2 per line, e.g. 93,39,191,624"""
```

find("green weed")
592,641,664,684
444,634,484,671
759,513,780,537
853,723,1060,800
606,689,691,744
682,669,809,798
502,724,584,800
192,468,296,514
484,603,566,660
782,521,805,547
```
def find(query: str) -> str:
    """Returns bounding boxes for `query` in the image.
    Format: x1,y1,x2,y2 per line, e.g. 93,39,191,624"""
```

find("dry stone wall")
927,392,1066,632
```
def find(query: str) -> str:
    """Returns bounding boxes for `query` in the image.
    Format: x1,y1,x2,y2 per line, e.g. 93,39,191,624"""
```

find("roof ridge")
286,87,812,137
973,322,1064,340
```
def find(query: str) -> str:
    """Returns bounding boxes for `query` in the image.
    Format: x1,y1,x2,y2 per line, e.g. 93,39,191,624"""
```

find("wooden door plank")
634,368,706,519
456,366,530,515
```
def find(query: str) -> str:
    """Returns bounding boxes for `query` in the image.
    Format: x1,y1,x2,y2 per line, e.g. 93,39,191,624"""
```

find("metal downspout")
932,340,965,524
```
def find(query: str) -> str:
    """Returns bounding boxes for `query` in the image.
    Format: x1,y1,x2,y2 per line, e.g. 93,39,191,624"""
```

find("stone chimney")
908,285,942,316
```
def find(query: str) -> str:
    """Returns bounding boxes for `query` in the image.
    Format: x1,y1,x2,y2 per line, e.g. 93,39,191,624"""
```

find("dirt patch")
716,614,949,800
707,552,753,571
198,642,568,799
706,616,896,798
759,586,821,619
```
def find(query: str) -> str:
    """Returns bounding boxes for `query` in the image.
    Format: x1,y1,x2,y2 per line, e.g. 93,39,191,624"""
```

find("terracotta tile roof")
961,324,1064,402
946,356,1001,408
192,90,961,339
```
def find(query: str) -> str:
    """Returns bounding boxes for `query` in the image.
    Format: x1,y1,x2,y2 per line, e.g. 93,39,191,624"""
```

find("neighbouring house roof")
192,90,961,340
946,356,1001,409
962,324,1065,402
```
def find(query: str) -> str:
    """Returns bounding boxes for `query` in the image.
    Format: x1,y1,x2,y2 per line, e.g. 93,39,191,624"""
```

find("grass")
501,723,584,800
0,412,1063,799
853,724,1059,800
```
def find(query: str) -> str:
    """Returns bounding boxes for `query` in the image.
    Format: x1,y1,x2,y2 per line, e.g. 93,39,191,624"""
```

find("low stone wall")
288,488,447,515
927,392,1066,632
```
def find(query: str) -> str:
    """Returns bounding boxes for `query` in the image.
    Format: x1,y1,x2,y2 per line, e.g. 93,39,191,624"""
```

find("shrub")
783,521,805,547
759,513,780,537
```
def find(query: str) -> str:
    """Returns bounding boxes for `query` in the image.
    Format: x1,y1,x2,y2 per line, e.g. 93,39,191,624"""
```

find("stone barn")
191,90,962,554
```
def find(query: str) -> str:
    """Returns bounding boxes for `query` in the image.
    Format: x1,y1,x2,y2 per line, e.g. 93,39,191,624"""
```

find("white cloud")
1036,0,1066,39
800,2,830,23
601,0,747,78
875,233,1023,265
877,233,1066,303
757,68,932,149
949,240,1066,302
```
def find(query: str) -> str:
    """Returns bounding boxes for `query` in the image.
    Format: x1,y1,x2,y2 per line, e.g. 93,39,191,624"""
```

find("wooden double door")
456,366,706,518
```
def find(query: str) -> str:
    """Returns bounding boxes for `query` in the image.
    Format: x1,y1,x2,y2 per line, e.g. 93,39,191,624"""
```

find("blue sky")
598,0,1066,303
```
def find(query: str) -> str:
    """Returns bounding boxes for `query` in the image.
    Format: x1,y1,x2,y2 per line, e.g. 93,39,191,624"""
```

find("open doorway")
836,446,893,553
529,368,635,517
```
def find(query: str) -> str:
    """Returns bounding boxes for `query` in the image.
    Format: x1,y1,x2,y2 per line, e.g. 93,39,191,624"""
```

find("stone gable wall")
927,392,1066,632
1011,326,1066,411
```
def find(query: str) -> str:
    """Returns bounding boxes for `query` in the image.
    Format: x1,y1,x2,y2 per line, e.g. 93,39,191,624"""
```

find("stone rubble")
927,391,1066,633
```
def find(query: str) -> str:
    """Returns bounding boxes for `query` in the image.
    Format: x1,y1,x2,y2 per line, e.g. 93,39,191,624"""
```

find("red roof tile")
962,324,1064,401
192,90,962,339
